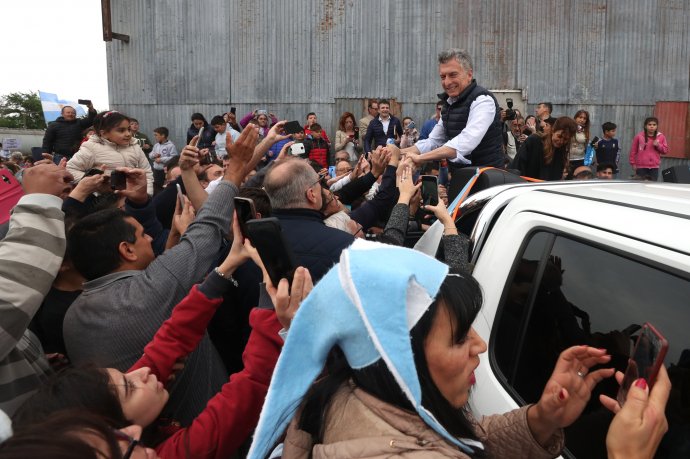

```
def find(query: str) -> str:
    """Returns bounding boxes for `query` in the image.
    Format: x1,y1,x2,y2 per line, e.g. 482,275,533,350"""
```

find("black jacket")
364,116,403,153
439,80,504,168
42,109,97,156
513,134,566,181
272,208,354,283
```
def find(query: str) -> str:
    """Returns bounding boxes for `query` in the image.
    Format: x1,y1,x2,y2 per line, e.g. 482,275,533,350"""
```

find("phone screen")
283,120,303,135
617,322,668,406
176,184,185,209
109,171,127,190
234,197,257,238
328,166,337,177
421,175,439,206
246,218,296,287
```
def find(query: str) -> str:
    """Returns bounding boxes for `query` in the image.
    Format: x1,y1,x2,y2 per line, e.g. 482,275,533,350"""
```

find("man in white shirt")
393,49,505,200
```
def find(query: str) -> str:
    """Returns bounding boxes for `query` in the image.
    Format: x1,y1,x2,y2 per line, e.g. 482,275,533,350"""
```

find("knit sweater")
63,181,240,425
0,194,65,416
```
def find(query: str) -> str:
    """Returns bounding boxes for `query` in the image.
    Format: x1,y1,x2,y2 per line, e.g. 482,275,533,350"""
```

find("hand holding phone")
234,197,257,238
420,175,439,206
246,217,296,287
616,323,668,406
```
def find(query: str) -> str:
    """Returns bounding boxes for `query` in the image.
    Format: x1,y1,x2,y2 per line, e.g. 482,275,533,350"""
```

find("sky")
1,1,109,109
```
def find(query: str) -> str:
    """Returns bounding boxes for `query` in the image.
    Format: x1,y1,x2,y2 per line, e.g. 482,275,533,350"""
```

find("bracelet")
214,267,238,287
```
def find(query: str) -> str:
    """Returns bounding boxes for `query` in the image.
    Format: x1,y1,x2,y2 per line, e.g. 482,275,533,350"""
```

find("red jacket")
130,284,282,459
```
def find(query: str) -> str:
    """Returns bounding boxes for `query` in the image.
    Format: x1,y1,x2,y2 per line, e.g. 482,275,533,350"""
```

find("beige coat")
67,136,154,195
282,382,564,458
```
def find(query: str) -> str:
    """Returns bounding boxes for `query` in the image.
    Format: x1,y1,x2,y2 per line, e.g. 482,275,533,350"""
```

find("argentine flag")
39,91,87,123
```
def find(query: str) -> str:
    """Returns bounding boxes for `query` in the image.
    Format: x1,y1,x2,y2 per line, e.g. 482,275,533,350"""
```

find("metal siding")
654,0,690,102
108,0,690,169
603,0,659,105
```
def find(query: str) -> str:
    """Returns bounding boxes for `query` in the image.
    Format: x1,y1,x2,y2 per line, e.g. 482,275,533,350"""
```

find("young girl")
67,111,154,195
569,110,590,172
629,117,669,181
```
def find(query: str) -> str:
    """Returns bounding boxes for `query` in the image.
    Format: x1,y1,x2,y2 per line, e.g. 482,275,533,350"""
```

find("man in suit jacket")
363,99,403,154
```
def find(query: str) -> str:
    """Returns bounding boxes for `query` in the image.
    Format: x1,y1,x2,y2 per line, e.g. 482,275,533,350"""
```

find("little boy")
149,127,178,193
595,122,620,176
308,123,330,168
211,115,240,160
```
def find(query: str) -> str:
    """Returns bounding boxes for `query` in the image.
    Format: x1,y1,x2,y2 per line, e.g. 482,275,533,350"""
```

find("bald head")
264,159,321,210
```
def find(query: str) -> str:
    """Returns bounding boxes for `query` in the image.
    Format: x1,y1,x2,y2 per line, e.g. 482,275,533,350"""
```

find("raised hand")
225,124,259,186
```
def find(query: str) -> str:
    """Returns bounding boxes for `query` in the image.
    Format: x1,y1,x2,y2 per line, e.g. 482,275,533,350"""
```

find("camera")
504,98,517,121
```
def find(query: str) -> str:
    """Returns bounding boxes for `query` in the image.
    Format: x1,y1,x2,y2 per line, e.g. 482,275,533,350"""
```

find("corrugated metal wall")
107,0,690,178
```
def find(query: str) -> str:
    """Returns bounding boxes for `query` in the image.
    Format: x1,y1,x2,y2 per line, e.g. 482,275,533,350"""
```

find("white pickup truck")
458,181,690,459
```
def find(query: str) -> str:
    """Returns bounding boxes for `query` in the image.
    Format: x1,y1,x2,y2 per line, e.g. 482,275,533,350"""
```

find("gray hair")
263,158,317,209
438,48,473,72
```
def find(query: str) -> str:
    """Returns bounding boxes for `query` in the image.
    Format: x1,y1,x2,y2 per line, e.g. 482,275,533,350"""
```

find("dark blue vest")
440,80,504,168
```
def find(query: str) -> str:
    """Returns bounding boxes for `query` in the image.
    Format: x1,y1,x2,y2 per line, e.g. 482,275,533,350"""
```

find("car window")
492,231,690,459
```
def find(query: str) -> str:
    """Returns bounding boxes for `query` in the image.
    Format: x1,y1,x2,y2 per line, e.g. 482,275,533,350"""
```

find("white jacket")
67,135,154,195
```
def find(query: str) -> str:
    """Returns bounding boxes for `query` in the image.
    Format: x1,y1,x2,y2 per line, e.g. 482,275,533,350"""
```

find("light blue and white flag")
39,91,87,123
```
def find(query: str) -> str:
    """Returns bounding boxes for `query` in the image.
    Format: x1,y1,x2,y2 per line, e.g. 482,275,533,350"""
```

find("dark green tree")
0,91,46,130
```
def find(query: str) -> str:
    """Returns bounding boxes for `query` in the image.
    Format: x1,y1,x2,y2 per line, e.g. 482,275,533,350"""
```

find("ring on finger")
577,368,586,378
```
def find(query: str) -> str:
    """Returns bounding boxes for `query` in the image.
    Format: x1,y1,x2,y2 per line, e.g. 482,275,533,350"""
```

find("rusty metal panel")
654,102,690,159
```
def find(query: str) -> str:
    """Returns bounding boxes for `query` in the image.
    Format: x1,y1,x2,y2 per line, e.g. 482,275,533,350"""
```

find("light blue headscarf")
248,239,482,458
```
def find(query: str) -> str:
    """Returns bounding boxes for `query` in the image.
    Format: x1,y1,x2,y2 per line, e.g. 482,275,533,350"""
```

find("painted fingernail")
635,378,647,390
558,389,566,400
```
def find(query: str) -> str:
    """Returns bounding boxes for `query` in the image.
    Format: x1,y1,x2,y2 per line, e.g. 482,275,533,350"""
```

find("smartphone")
85,168,104,177
77,99,92,105
31,148,44,162
283,120,303,135
421,175,439,206
175,184,185,209
230,107,236,115
256,109,268,116
109,170,127,190
246,217,297,287
328,166,337,177
590,136,601,147
289,143,306,156
234,197,257,238
617,322,669,406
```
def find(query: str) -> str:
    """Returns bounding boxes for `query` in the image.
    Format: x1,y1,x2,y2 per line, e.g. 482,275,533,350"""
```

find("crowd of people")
0,48,672,459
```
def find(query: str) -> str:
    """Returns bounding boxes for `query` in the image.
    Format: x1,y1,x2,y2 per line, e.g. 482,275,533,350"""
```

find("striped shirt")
0,194,65,415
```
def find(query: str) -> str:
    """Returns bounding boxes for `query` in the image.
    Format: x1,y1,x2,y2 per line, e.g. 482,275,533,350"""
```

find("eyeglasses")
112,429,140,459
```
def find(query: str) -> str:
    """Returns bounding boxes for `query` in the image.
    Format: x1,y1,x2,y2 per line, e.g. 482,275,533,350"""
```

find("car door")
470,211,690,459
